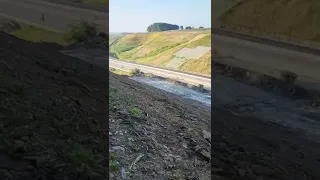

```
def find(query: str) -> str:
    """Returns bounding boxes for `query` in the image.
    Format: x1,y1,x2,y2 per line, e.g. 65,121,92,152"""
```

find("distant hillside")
218,0,320,42
110,30,211,76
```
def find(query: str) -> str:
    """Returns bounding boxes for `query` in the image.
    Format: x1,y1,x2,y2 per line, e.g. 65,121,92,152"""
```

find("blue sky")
109,0,211,33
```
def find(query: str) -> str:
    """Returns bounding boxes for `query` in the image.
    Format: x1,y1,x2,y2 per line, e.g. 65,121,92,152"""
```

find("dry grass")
11,26,69,46
110,30,211,75
218,0,320,42
180,50,211,75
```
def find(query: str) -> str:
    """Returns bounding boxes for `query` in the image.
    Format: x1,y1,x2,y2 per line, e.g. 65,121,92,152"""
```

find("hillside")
109,30,211,76
212,0,235,22
0,31,211,179
218,0,320,42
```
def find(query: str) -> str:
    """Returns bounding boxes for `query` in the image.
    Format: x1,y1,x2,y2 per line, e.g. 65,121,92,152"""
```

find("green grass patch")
110,68,130,76
186,34,211,48
69,148,94,167
11,26,69,46
130,107,142,118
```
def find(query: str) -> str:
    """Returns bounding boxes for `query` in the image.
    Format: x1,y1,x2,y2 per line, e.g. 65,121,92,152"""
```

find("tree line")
147,23,205,32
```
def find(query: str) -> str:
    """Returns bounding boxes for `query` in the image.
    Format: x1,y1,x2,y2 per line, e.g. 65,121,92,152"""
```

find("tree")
185,26,192,29
146,23,179,32
180,25,183,30
199,26,204,29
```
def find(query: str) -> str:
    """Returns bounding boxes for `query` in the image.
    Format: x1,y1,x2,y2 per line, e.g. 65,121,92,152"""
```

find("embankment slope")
218,0,320,42
110,30,211,76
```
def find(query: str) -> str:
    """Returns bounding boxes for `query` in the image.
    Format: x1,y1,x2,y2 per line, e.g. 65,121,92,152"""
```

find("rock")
200,150,211,160
182,143,188,149
14,140,26,153
202,130,211,142
236,168,246,177
110,146,125,152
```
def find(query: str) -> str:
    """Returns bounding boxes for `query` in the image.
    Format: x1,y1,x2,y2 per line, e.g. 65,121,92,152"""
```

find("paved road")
109,58,211,89
0,0,108,32
61,48,211,89
213,33,320,90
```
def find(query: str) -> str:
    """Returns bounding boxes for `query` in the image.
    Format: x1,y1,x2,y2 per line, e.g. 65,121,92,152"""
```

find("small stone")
237,168,246,177
182,143,188,149
14,140,26,153
111,146,125,152
200,150,211,160
202,130,211,141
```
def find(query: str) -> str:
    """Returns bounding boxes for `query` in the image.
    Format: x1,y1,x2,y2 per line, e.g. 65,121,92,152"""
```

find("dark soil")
2,29,320,180
109,73,211,179
0,31,109,179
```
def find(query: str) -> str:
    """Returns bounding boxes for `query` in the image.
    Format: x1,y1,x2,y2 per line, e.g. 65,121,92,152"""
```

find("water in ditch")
130,76,211,106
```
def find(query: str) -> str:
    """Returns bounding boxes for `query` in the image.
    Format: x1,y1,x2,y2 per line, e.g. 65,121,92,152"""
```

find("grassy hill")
212,0,235,22
217,0,320,42
110,29,211,75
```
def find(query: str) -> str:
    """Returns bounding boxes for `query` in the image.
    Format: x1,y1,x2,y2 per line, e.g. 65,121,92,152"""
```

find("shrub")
67,21,98,43
280,70,297,84
129,68,144,76
130,107,142,118
98,32,108,39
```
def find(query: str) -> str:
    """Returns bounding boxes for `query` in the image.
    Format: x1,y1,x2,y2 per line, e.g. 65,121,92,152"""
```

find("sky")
109,0,211,33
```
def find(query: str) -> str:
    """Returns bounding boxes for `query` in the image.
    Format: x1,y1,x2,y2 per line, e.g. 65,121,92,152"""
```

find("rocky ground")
0,31,211,179
211,51,320,180
2,28,320,180
0,31,109,179
109,73,211,179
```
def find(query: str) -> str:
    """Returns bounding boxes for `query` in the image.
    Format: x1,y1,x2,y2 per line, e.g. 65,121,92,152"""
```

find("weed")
130,107,142,118
67,21,98,43
109,152,120,170
280,70,297,84
69,148,94,167
109,152,120,160
129,68,143,76
109,160,120,170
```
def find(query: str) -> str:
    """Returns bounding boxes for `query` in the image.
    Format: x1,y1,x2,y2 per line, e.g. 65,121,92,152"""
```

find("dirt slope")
0,31,109,179
0,31,211,179
110,30,211,75
218,0,320,42
109,73,211,179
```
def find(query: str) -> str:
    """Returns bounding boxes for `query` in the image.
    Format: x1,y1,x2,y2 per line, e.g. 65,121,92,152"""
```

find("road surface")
109,58,211,89
61,48,211,89
0,0,108,32
213,33,320,91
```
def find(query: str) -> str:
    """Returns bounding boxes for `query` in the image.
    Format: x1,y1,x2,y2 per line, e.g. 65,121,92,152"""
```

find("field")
218,0,320,42
110,30,211,75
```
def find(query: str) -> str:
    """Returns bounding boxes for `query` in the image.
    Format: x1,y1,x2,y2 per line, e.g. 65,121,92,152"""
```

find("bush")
129,68,144,76
67,21,98,43
98,32,108,39
280,70,297,84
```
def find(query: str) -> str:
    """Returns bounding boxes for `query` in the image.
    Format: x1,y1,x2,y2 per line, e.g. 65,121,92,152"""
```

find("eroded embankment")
212,58,320,142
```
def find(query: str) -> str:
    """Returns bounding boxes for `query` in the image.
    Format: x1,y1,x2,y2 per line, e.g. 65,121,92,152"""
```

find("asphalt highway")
109,57,211,89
